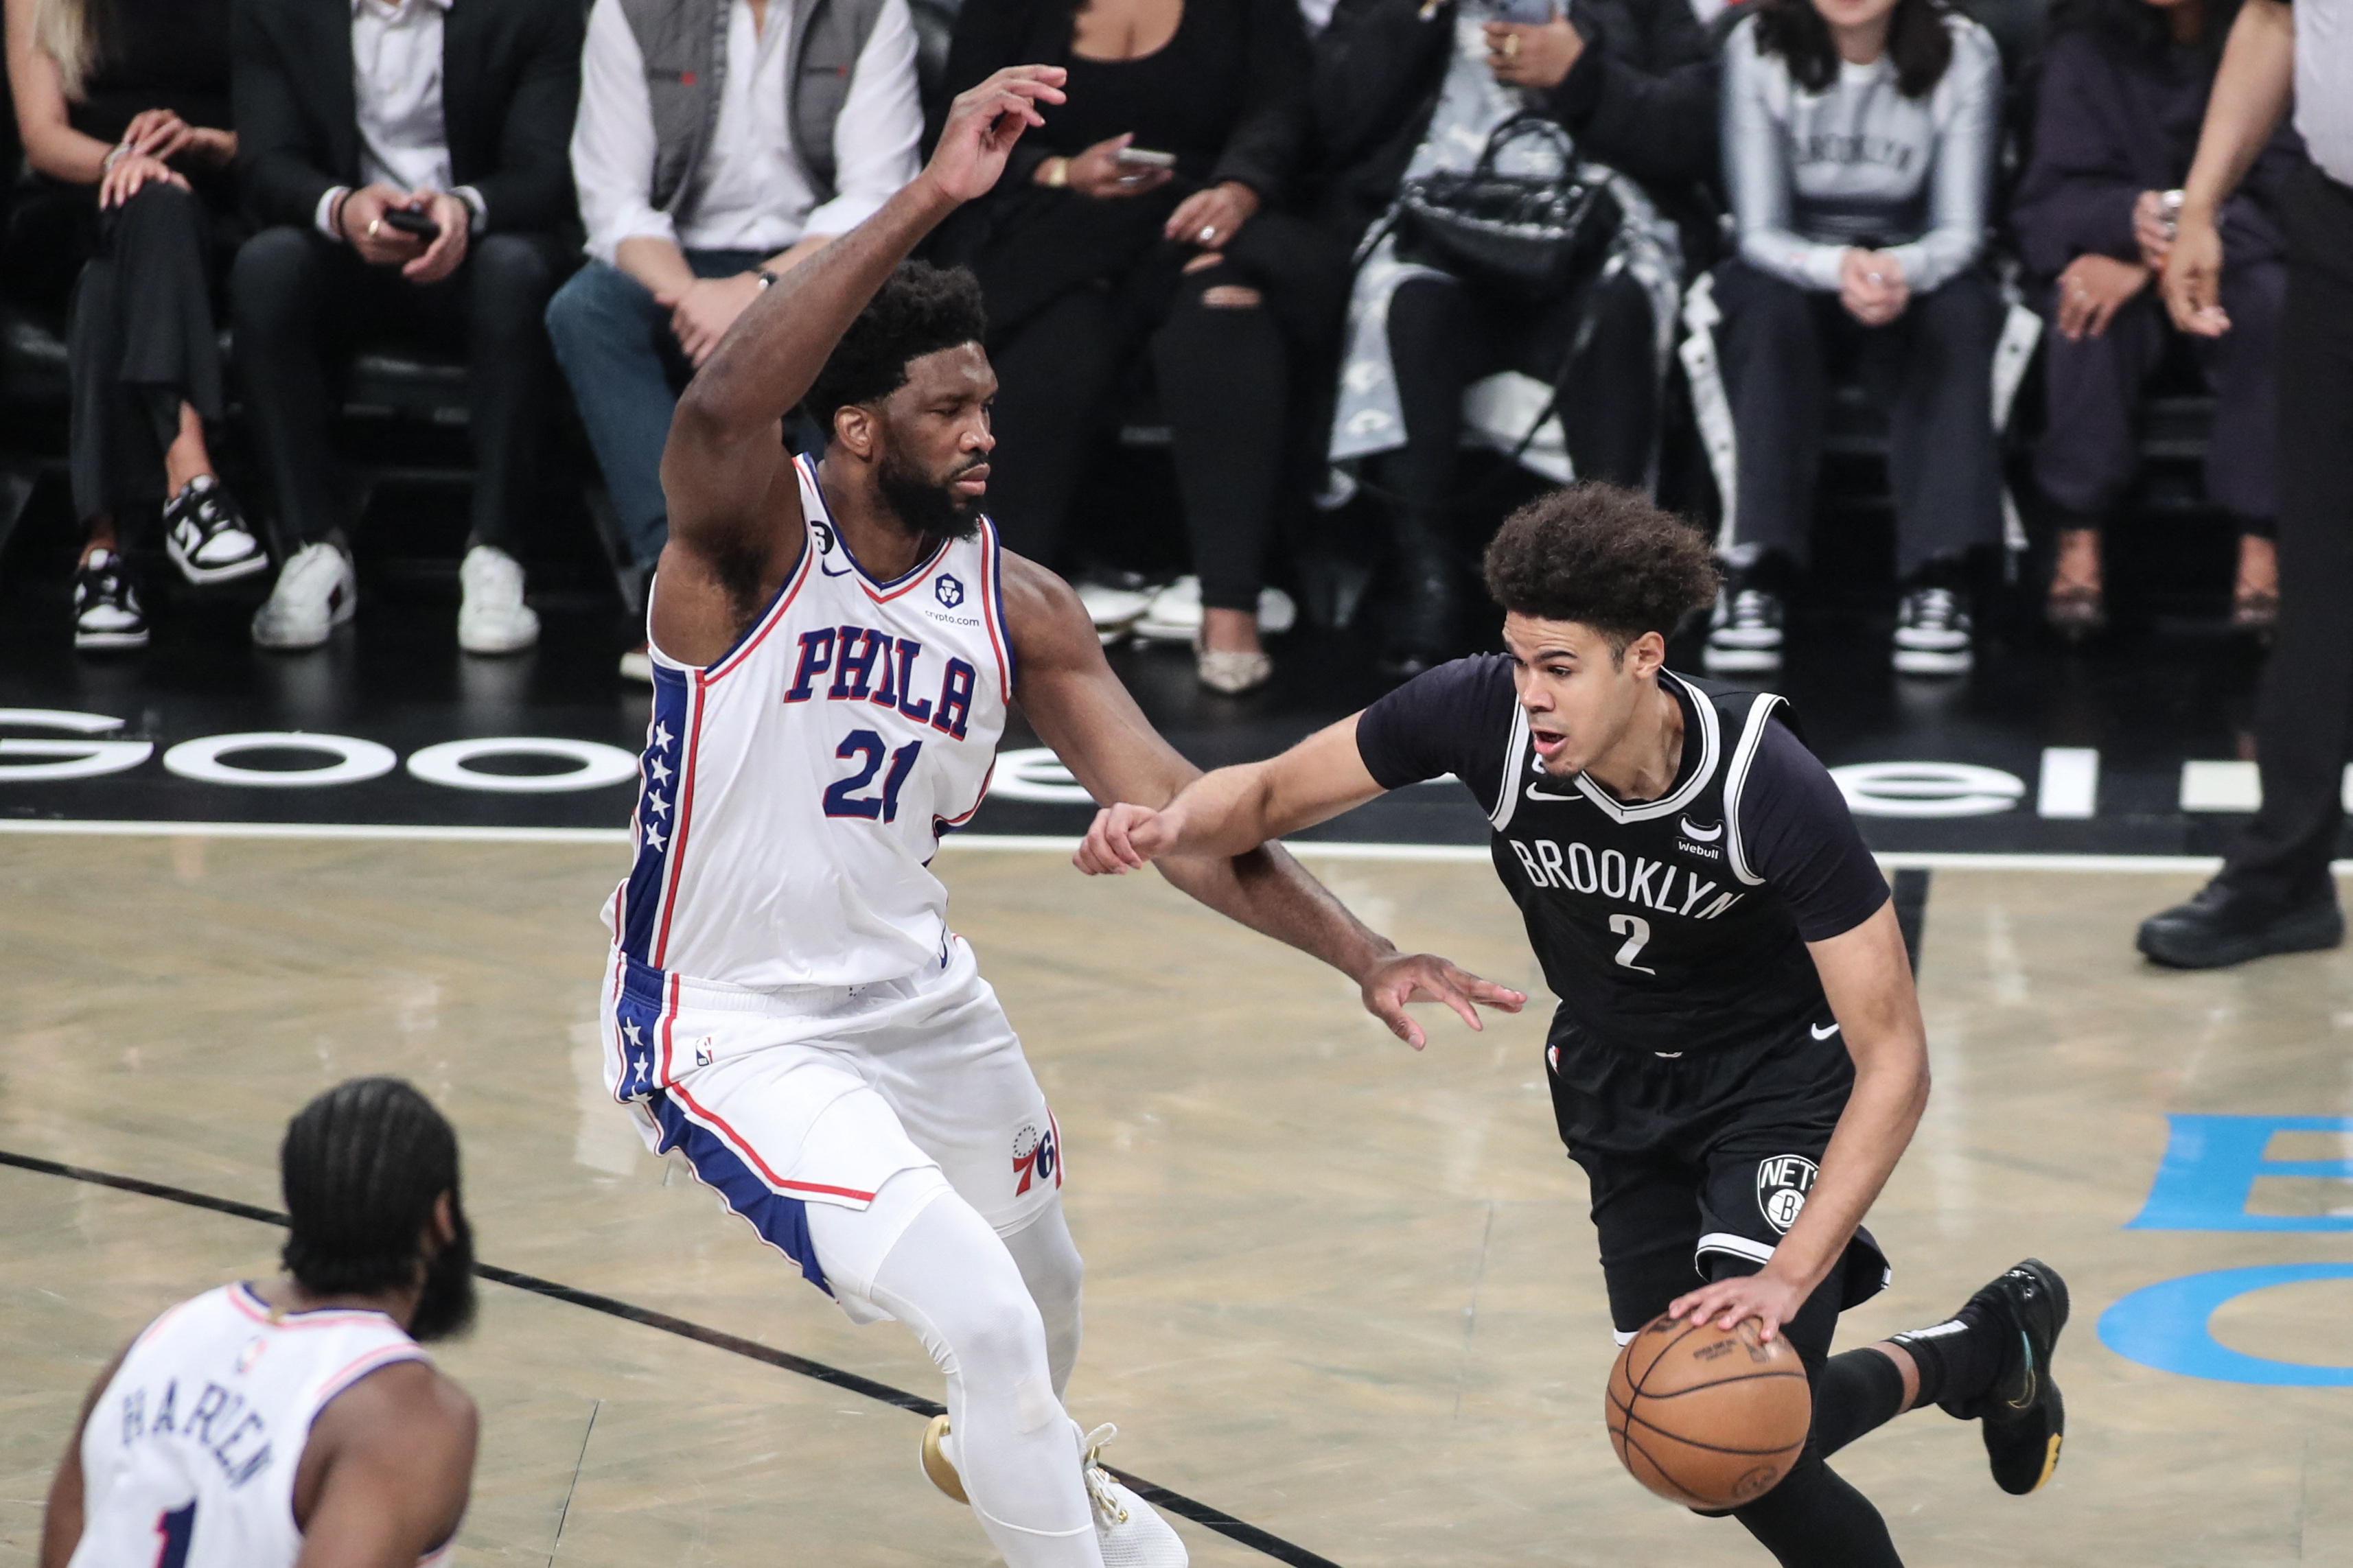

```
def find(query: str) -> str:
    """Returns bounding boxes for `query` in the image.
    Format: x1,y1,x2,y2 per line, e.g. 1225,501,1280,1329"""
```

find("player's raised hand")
1073,801,1183,875
1667,1269,1810,1344
1358,952,1526,1051
922,67,1069,206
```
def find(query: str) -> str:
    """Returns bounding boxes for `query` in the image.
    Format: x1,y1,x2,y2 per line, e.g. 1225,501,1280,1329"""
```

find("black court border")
0,1147,1343,1568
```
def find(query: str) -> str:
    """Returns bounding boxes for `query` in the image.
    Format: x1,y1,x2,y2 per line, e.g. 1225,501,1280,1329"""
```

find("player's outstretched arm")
1670,900,1932,1341
1074,717,1380,872
1014,561,1524,1046
651,65,1067,665
292,1361,478,1568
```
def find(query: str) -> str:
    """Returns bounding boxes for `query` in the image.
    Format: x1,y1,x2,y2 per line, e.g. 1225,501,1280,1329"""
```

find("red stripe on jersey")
314,1344,427,1407
670,1083,879,1202
658,970,681,1086
980,521,1015,703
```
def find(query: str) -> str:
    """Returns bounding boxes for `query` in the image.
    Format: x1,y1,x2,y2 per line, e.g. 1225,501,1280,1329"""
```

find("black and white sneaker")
1892,584,1973,675
1704,583,1784,672
163,475,269,585
73,549,150,651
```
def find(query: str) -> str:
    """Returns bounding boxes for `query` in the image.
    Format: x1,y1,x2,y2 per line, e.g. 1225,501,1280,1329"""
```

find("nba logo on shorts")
1012,1123,1058,1195
1756,1155,1818,1234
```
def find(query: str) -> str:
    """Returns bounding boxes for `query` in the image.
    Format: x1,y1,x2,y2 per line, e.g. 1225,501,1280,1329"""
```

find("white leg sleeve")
815,1180,1103,1568
997,1195,1085,1400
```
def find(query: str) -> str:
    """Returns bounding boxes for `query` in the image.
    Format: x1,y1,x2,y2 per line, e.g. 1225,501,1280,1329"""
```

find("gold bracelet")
1043,156,1069,189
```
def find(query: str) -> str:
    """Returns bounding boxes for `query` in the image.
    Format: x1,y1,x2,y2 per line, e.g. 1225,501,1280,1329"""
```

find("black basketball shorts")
1545,1010,1892,1342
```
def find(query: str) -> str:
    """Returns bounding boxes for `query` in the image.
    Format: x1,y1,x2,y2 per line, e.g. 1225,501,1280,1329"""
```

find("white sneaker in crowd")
1077,580,1155,644
1892,584,1974,675
1703,584,1784,674
1082,1424,1187,1568
458,543,540,655
251,541,356,650
618,644,653,683
163,476,270,585
1135,577,1297,643
73,550,150,651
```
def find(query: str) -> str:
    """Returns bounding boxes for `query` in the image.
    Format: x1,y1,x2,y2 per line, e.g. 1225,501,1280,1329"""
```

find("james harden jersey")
65,1284,436,1568
1356,659,1889,1055
603,456,1013,994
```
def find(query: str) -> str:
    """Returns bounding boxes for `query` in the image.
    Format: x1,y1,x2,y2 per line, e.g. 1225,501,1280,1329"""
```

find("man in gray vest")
549,0,921,680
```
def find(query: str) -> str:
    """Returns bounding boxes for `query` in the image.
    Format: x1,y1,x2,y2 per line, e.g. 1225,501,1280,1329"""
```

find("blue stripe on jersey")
986,522,1017,696
647,1091,831,1296
611,953,667,1102
618,663,693,963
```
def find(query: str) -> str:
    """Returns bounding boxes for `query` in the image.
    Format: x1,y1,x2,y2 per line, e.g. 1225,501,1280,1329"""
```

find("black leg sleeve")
463,232,564,553
2224,165,2353,909
231,226,346,549
982,288,1122,570
1150,272,1290,612
1712,259,1825,567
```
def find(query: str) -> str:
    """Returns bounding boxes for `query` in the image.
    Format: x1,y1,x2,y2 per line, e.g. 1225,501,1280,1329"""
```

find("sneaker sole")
166,536,273,586
1892,648,1973,675
459,629,540,655
2137,904,2346,969
74,628,150,651
1704,646,1783,673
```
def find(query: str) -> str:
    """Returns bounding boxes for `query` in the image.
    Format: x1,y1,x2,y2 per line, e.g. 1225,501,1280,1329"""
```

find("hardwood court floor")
3,836,2351,1567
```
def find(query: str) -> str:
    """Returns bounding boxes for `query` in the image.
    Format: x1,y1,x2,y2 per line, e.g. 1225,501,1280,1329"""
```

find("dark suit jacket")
231,0,583,235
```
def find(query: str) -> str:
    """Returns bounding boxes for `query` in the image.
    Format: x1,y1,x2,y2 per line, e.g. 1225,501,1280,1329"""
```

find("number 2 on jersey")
154,1502,196,1568
823,729,923,822
1609,913,1658,975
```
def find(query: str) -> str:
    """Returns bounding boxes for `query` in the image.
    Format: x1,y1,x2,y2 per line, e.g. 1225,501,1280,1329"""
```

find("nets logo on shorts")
1757,1154,1818,1234
1012,1121,1060,1195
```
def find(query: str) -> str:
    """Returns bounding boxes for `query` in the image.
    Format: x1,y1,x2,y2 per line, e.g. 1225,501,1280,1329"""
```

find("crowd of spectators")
0,0,2306,690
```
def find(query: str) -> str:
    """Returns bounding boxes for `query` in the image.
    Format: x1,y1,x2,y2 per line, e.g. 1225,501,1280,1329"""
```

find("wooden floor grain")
1,836,2346,1565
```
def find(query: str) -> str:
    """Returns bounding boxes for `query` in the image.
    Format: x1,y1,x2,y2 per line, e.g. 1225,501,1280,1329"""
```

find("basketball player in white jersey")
40,1077,478,1568
598,62,1524,1568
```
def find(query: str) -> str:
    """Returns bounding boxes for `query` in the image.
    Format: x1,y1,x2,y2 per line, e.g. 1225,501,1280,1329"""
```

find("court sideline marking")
0,1147,1344,1568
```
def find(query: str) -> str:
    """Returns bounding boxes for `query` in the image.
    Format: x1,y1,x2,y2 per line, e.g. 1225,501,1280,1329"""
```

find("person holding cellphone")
932,0,1326,694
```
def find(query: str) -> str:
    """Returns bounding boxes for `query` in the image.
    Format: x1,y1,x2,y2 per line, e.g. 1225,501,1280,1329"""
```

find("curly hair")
1481,483,1720,653
802,261,990,435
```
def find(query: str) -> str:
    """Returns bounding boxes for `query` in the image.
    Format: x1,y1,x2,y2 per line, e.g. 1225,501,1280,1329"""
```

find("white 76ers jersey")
604,456,1012,993
67,1284,433,1568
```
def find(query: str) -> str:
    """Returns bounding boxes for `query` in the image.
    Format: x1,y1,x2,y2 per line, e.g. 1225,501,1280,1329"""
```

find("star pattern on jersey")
645,823,667,852
646,792,671,819
621,1018,650,1090
648,756,673,785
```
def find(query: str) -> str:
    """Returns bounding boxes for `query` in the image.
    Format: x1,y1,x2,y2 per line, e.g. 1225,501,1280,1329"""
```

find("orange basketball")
1605,1313,1811,1510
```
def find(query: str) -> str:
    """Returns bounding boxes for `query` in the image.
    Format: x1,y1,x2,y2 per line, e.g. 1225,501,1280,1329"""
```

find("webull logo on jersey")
1757,1155,1818,1233
783,624,977,740
1506,838,1745,920
1013,1121,1060,1195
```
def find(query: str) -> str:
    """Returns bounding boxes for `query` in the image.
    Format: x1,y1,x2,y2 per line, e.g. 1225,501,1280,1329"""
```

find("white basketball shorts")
599,935,1064,1318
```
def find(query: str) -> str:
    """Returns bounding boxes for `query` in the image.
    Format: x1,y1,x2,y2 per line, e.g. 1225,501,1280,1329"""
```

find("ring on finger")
1500,31,1520,57
1198,225,1217,244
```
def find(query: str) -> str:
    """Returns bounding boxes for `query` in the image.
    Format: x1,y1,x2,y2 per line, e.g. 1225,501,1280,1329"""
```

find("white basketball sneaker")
251,541,356,650
458,543,540,654
1082,1424,1187,1568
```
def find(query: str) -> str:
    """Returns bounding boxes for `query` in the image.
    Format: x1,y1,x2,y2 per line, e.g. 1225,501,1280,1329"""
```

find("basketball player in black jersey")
1074,484,2069,1567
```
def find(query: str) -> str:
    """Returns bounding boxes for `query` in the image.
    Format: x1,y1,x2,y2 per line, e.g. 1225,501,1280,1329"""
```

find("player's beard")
877,443,984,546
408,1200,478,1344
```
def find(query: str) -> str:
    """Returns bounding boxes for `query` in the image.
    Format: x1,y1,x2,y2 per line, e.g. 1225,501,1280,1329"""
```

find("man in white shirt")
546,0,922,680
230,0,581,655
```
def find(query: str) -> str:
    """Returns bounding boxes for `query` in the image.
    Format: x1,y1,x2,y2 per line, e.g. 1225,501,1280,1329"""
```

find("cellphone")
1113,148,1177,171
381,207,441,241
1492,0,1556,24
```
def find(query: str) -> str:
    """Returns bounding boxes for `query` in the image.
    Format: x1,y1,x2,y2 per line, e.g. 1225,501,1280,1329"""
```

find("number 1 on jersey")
823,729,923,823
1609,913,1658,975
154,1501,196,1568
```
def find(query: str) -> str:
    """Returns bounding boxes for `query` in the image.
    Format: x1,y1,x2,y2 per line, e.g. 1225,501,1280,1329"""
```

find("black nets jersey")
1356,657,1890,1057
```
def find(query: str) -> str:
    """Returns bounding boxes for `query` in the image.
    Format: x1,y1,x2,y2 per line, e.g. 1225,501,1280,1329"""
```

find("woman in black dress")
936,0,1321,694
5,0,260,651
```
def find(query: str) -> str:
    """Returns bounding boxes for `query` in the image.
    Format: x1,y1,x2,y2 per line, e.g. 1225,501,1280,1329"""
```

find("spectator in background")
935,0,1319,695
3,0,264,653
2137,0,2353,968
1705,0,2003,677
1317,0,1713,675
548,0,923,685
2011,0,2294,639
229,0,581,654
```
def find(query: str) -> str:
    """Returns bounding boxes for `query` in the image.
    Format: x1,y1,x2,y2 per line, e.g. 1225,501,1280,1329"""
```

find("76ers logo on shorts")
1012,1119,1061,1195
1756,1154,1818,1234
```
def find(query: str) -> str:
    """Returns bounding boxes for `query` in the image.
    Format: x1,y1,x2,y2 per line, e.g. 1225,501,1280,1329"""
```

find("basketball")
1606,1313,1812,1510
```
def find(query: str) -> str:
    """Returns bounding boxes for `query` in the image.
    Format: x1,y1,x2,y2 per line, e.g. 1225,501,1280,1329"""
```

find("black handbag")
1392,115,1621,295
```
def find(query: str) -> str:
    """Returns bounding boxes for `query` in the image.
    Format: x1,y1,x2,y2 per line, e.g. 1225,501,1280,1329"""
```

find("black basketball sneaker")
1956,1259,2070,1495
